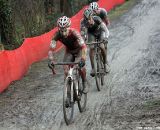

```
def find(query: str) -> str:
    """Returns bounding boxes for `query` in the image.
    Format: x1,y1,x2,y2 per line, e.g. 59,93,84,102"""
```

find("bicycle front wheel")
95,54,102,91
63,77,74,125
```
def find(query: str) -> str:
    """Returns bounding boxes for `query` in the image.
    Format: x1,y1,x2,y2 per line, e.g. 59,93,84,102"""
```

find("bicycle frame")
86,40,105,91
86,40,103,51
52,62,80,101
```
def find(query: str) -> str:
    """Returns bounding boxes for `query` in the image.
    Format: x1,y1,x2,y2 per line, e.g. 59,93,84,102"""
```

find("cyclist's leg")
99,44,107,64
100,30,110,73
99,31,107,64
75,52,88,93
100,22,109,57
81,67,88,93
88,33,96,76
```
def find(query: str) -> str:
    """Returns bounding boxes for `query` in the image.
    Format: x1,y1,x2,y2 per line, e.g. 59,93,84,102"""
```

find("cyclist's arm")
80,19,88,42
101,9,110,26
81,45,87,61
73,29,87,60
50,32,60,49
100,22,109,39
48,32,60,61
103,16,110,26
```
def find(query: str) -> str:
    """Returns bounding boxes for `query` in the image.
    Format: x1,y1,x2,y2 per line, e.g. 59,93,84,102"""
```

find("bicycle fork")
67,67,79,103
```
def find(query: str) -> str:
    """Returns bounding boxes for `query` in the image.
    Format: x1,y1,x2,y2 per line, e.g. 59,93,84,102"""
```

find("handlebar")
86,38,108,45
50,62,79,75
86,41,104,45
52,62,79,65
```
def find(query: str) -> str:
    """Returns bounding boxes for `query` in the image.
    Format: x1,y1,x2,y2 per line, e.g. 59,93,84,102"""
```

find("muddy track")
1,0,160,130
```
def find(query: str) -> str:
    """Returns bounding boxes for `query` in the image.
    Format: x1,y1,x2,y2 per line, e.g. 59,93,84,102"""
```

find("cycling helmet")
57,16,71,28
89,2,99,10
83,8,93,19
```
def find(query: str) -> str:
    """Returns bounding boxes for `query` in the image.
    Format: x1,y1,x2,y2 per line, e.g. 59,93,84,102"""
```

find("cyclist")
48,16,88,93
80,8,110,77
89,2,110,27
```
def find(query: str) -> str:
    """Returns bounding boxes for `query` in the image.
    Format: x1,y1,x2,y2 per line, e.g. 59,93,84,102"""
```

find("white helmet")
57,16,71,28
89,2,99,10
83,8,93,19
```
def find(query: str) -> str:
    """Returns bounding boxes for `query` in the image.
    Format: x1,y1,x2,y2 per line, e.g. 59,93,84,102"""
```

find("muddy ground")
1,0,160,130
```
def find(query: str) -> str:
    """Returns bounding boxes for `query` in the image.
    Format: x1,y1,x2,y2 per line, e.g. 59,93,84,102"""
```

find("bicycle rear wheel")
77,79,87,112
63,77,74,125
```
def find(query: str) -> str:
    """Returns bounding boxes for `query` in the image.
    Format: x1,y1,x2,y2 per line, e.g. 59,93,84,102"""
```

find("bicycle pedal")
65,103,70,108
90,73,95,77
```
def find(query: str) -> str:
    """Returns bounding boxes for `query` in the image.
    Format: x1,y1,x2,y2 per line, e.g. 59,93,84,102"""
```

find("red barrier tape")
0,0,125,93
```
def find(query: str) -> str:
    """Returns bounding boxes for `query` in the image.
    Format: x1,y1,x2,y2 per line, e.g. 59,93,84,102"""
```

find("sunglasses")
59,28,68,33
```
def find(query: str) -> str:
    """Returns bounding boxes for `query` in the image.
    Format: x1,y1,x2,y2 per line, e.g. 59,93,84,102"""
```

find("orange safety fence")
0,0,125,93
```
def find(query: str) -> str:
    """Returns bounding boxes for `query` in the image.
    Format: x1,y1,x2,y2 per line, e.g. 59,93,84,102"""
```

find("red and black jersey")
53,28,86,54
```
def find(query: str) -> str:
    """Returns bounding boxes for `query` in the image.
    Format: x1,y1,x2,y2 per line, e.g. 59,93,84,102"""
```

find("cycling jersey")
53,28,86,54
81,16,102,33
80,16,109,40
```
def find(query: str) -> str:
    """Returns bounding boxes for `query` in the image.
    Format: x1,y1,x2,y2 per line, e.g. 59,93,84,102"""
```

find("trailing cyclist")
89,2,110,50
89,2,110,27
80,8,110,77
48,16,88,93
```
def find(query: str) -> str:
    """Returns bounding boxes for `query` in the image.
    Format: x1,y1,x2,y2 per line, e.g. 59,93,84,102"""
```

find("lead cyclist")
48,16,88,94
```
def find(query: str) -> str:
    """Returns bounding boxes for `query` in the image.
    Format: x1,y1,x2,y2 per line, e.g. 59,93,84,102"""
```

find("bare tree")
0,0,14,47
60,0,72,16
11,0,46,37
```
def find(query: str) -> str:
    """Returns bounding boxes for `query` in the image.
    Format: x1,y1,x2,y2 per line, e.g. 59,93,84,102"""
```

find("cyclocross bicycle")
52,62,87,125
87,40,106,91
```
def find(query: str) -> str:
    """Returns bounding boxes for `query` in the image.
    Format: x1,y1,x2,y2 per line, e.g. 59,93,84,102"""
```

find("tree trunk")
60,0,72,16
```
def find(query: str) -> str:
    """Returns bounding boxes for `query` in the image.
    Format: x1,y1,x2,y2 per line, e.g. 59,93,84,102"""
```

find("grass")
142,100,160,110
108,0,137,21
